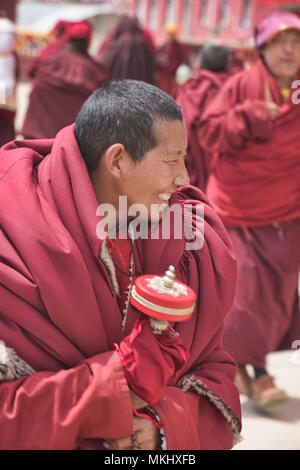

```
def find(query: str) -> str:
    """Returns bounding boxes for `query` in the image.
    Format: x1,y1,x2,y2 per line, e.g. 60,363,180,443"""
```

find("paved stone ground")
234,350,300,450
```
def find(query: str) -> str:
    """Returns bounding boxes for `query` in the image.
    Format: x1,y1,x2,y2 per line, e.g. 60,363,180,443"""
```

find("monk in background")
198,12,300,407
0,11,18,147
155,24,190,97
21,21,110,139
28,19,74,69
97,15,155,84
176,44,233,191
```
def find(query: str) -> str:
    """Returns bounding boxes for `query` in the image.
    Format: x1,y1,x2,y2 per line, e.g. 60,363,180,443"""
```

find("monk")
96,20,155,60
0,12,17,146
97,15,154,84
198,12,300,407
28,19,74,72
155,24,190,97
176,44,232,191
0,80,241,450
21,21,110,139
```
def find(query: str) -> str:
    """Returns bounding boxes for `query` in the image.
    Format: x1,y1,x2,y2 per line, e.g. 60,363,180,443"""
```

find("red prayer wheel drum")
130,265,196,322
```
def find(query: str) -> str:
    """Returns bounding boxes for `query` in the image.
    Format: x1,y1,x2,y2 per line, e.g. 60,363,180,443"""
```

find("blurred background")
2,0,300,131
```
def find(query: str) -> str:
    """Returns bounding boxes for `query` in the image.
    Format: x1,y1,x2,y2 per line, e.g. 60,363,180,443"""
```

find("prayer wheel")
130,265,196,329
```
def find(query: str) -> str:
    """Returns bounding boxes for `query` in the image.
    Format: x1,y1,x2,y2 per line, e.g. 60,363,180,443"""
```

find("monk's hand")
265,81,280,119
266,101,280,119
103,434,134,450
103,416,160,451
132,416,161,450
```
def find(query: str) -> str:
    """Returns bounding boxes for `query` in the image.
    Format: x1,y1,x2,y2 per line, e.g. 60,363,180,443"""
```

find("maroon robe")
0,124,241,449
27,20,76,77
22,49,110,139
97,17,154,84
224,220,300,369
176,69,230,191
155,40,190,96
27,34,69,78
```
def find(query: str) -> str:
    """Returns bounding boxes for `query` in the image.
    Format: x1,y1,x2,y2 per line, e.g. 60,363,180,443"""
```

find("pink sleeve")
198,80,273,153
0,351,133,450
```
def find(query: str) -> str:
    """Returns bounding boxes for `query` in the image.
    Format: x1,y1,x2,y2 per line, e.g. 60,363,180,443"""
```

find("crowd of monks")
0,14,192,144
1,9,300,421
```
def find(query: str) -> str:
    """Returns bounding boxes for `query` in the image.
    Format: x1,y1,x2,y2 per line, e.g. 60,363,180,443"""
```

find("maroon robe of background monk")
21,21,110,139
155,24,190,97
176,44,233,191
198,12,300,407
27,19,74,75
97,15,154,84
0,80,241,450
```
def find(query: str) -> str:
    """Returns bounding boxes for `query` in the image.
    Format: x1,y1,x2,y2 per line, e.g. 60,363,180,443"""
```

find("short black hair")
200,44,232,72
75,80,183,173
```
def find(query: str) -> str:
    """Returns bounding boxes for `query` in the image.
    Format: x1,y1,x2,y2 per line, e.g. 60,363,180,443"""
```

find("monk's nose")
175,165,190,187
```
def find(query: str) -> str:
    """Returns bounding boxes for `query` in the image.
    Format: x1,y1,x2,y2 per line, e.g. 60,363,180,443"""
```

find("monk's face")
262,30,300,81
119,119,189,222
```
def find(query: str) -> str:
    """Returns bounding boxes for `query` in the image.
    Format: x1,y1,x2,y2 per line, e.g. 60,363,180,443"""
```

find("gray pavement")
234,350,300,450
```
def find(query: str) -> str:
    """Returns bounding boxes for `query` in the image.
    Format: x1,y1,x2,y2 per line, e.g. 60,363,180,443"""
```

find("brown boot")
235,365,253,397
251,374,288,407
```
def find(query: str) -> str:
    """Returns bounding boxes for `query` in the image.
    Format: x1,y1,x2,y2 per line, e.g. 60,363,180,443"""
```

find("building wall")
131,0,300,46
14,0,300,47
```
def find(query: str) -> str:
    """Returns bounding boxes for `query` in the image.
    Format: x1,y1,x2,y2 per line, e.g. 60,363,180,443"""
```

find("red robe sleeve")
154,328,239,450
198,74,273,154
0,346,133,450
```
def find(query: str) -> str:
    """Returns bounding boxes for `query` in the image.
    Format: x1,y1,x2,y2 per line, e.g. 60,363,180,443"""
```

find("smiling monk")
198,12,300,407
0,80,241,450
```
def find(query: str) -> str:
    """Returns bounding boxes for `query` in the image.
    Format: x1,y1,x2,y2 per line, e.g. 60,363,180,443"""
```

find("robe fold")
0,125,241,449
199,58,300,227
176,69,230,190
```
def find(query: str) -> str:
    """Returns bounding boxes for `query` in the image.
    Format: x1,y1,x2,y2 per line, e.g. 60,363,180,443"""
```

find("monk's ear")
103,143,125,178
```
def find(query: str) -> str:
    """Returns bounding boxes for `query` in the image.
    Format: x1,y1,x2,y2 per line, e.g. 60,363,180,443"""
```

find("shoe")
251,374,288,407
235,365,253,397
